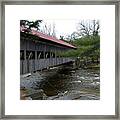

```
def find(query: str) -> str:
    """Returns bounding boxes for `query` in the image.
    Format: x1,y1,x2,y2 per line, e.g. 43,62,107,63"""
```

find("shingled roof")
20,27,77,49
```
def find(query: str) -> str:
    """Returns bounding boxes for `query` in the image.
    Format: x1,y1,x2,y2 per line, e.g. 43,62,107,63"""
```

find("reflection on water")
21,67,100,100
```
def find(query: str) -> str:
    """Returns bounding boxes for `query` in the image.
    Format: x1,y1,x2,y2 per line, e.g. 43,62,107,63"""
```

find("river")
20,65,100,100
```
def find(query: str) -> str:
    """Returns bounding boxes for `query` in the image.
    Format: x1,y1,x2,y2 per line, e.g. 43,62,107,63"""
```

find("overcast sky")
40,19,79,39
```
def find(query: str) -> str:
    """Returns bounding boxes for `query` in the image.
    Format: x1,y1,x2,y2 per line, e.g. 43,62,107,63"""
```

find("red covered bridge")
20,28,76,75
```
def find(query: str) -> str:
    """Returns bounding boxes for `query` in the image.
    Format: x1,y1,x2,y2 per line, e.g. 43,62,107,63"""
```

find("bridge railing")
20,57,74,75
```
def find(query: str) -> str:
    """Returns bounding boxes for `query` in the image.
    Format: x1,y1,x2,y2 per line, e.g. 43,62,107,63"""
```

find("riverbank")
20,63,100,100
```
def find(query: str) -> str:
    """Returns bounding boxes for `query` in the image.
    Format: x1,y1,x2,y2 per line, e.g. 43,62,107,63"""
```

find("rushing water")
20,66,100,100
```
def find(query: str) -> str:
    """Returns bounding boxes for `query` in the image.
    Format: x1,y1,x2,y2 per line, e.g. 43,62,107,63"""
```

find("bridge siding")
20,58,73,74
20,35,74,75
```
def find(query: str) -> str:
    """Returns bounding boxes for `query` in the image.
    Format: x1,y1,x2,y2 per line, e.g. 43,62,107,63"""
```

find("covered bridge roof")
20,27,77,49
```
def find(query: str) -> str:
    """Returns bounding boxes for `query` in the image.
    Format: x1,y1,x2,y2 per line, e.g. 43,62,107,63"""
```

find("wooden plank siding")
20,58,73,74
20,34,75,75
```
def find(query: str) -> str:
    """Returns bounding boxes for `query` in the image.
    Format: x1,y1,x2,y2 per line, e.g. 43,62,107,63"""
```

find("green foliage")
20,20,42,31
73,35,100,47
60,35,100,62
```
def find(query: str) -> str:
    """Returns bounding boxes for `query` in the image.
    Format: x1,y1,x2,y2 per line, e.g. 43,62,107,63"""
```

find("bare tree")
77,20,100,37
71,32,80,40
52,22,56,37
40,21,56,37
47,24,52,35
65,35,71,41
92,20,100,36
